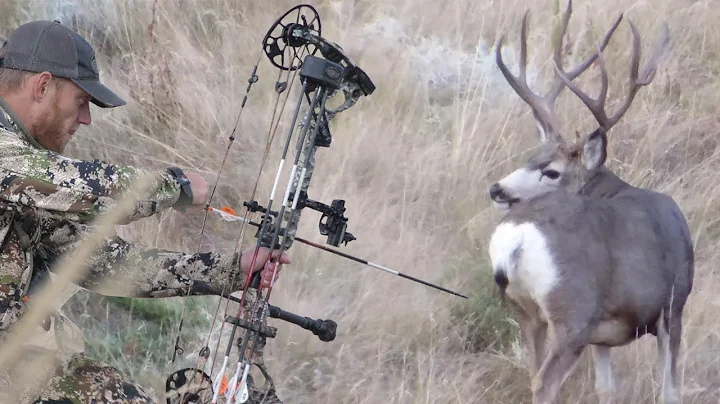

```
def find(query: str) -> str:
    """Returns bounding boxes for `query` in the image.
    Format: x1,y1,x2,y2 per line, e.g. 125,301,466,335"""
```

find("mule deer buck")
487,2,693,404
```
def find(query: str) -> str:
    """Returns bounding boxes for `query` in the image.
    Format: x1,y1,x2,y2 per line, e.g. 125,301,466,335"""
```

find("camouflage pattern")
244,363,282,404
234,292,281,404
174,289,282,404
0,102,180,224
24,353,159,403
166,303,282,404
0,99,260,403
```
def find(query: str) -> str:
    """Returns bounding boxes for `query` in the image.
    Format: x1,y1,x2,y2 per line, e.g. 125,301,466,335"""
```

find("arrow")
207,206,468,299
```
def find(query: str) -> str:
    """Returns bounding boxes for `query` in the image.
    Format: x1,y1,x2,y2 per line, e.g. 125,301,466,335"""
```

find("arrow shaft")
207,206,467,299
296,237,468,299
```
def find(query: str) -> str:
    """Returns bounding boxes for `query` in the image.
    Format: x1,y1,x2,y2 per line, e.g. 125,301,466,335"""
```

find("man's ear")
30,72,55,101
581,128,608,170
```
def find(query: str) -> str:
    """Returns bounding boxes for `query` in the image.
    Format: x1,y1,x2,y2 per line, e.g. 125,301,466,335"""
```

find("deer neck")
579,167,630,198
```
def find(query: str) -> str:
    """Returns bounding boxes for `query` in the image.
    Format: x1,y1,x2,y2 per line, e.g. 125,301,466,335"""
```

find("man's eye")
541,169,560,180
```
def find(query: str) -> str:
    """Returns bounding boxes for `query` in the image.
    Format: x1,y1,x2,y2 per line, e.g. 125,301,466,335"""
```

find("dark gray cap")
0,20,125,108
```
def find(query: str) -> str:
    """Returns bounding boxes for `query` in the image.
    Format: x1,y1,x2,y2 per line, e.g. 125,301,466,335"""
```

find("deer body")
490,167,693,402
490,179,693,403
487,1,693,403
492,169,694,340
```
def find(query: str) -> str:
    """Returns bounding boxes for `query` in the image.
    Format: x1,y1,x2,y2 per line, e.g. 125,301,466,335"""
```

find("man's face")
30,78,92,153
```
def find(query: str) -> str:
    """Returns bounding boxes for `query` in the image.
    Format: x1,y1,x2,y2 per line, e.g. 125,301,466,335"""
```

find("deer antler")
496,0,623,144
554,19,670,133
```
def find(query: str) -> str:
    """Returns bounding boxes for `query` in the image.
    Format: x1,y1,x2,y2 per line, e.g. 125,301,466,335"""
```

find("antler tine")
604,21,670,128
549,5,624,101
495,0,623,144
496,11,563,143
555,16,669,132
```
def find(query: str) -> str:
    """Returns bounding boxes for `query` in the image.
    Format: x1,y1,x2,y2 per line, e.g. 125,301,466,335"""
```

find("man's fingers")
260,266,280,287
244,248,291,273
269,250,291,264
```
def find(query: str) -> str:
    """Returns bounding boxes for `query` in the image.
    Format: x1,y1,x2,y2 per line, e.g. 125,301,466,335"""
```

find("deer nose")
489,183,503,200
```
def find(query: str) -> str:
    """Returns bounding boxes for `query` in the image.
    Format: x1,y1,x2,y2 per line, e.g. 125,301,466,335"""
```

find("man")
0,20,289,402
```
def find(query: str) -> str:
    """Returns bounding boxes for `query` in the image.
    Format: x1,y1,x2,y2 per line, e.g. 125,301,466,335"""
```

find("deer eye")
541,169,561,180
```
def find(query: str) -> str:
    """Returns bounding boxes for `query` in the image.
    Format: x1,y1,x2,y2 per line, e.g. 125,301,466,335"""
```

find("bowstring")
171,8,314,401
202,44,309,392
202,66,284,367
171,49,276,402
204,9,313,386
168,48,264,375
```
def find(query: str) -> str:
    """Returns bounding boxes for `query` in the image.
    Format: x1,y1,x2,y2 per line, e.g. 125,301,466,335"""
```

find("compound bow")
164,5,467,403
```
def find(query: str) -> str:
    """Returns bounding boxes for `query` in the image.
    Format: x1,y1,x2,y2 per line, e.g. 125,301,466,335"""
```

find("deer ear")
581,128,607,170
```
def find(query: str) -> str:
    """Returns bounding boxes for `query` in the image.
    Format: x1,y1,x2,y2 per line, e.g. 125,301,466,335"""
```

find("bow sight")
243,191,355,248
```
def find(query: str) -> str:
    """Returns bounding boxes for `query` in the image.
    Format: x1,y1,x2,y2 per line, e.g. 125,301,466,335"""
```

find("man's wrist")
166,167,193,206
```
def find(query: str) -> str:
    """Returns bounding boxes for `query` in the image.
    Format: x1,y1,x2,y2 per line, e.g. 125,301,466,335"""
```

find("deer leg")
657,309,681,404
591,345,615,404
515,302,549,378
531,321,549,377
531,324,588,404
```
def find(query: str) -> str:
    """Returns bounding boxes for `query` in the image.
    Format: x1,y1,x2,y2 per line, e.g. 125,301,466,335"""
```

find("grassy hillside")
3,0,720,402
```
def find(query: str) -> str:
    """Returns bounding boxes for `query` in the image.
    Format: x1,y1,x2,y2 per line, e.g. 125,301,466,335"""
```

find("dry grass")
3,0,720,402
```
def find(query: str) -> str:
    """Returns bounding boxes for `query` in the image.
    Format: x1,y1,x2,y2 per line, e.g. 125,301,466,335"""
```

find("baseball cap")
0,20,125,108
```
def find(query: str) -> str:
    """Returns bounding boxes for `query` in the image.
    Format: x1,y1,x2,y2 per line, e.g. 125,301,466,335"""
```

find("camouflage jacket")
0,98,240,361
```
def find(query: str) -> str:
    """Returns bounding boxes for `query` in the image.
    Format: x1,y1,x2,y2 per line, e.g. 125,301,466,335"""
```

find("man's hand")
184,171,209,206
239,246,291,288
172,170,209,213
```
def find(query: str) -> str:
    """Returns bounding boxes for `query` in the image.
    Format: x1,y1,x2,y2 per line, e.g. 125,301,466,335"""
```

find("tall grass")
3,0,720,402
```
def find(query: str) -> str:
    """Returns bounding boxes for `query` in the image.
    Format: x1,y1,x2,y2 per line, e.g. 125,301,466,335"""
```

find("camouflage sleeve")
1,145,181,221
38,220,241,298
0,167,167,224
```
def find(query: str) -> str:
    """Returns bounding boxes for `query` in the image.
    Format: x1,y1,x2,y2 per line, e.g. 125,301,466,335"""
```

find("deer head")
489,0,669,210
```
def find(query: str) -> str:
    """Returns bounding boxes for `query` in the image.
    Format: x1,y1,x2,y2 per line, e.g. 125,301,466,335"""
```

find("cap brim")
71,78,126,108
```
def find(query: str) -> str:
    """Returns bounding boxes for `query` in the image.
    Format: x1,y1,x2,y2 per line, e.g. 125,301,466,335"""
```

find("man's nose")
78,102,92,125
489,183,503,199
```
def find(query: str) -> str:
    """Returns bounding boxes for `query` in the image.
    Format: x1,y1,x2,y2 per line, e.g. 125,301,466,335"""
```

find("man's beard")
30,101,65,153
